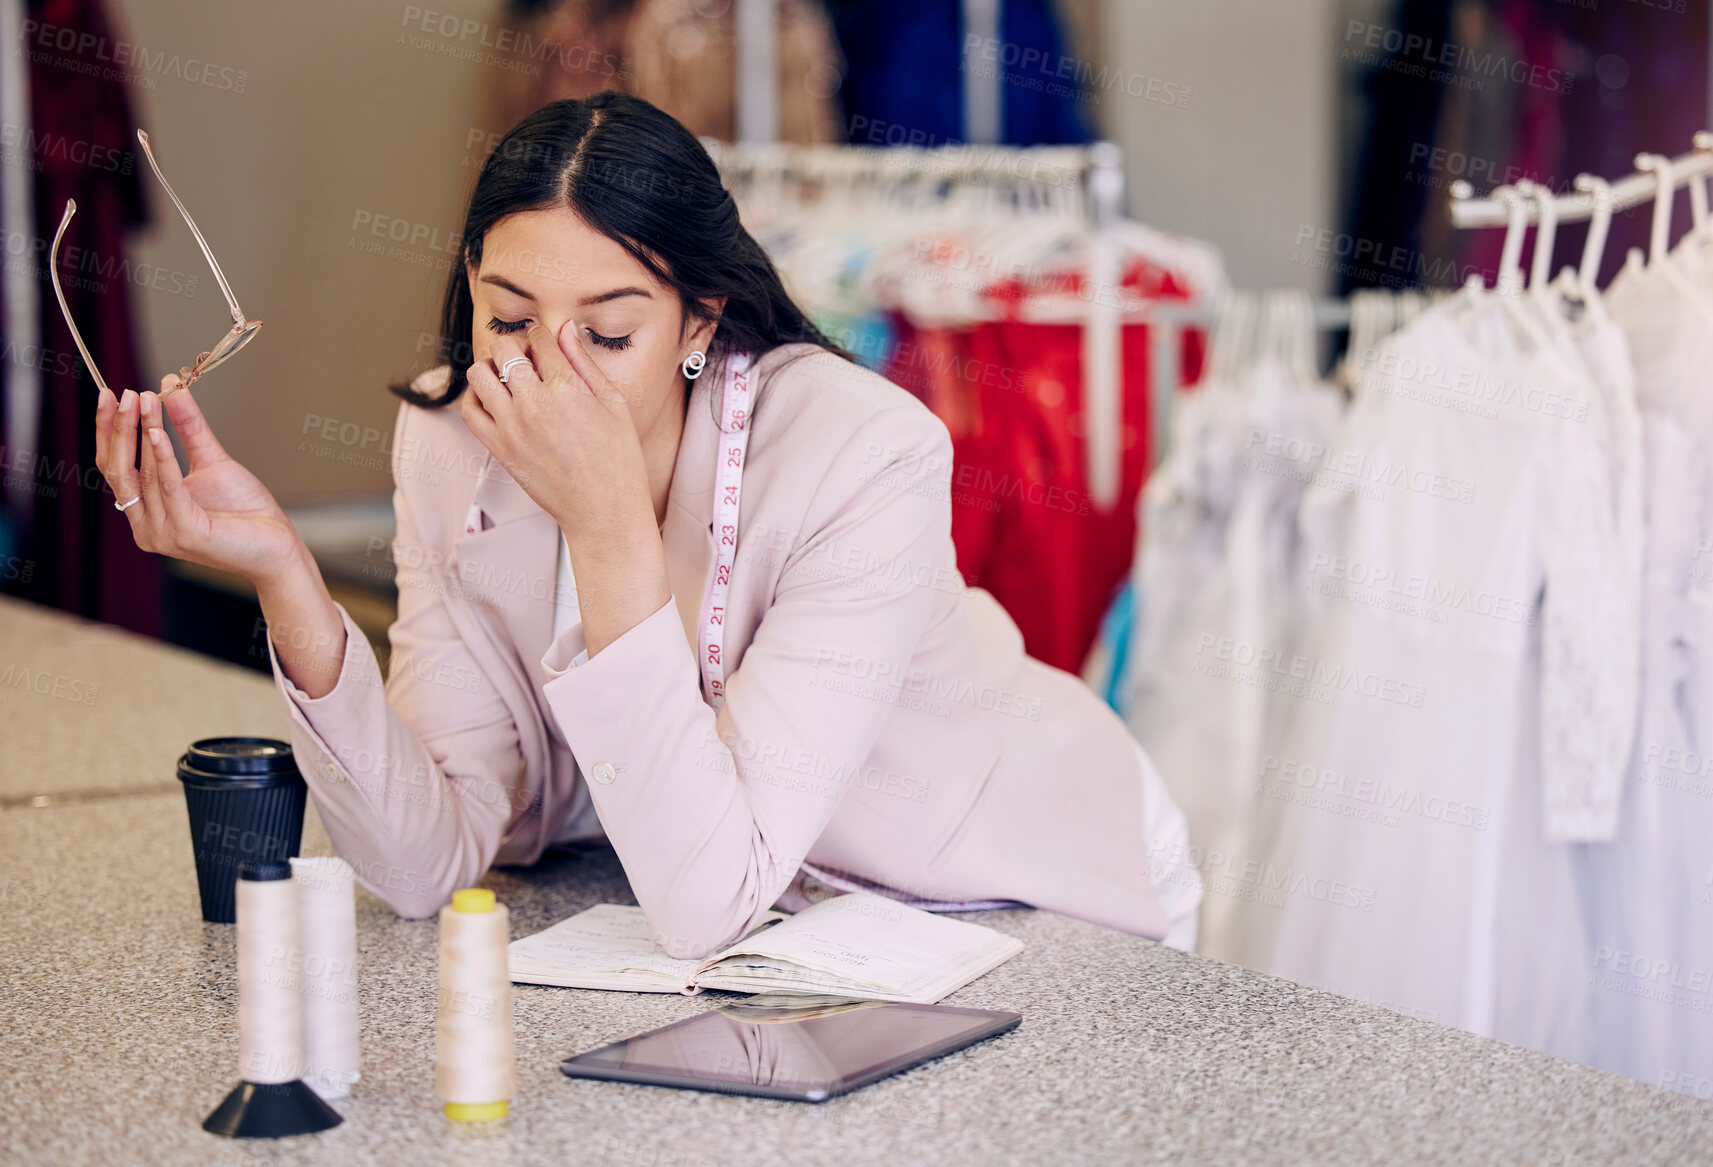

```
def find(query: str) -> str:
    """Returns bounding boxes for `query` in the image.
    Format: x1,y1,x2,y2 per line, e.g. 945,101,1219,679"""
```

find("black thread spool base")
202,1079,343,1138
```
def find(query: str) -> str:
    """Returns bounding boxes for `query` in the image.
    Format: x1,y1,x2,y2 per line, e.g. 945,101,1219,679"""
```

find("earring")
681,350,707,380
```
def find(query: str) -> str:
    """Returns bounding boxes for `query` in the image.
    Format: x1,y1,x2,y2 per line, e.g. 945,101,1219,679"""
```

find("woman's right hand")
96,373,307,587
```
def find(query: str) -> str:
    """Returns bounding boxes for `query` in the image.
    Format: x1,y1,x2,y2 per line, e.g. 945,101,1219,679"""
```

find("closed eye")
486,315,631,350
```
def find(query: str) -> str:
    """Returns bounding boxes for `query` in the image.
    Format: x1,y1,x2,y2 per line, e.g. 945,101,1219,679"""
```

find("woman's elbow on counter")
332,813,506,921
367,872,453,920
344,855,466,920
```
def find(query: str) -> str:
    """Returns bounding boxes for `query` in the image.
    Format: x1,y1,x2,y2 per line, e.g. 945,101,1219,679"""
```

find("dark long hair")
394,91,851,408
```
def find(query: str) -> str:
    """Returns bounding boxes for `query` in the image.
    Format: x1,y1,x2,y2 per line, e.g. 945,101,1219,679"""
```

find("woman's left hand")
461,319,655,542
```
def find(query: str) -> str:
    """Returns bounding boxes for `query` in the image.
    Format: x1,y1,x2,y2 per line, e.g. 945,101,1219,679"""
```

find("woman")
97,92,1201,958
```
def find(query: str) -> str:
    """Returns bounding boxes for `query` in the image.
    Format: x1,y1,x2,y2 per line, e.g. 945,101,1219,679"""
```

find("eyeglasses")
49,129,261,399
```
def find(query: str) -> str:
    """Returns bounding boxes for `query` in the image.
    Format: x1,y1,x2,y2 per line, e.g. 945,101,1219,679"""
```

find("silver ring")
498,357,533,384
115,494,142,512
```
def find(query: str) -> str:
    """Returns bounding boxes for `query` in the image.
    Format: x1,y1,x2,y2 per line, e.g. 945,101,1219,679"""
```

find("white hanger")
1496,181,1532,298
1209,291,1257,384
1691,132,1713,240
1376,288,1397,348
1483,183,1555,348
1350,290,1385,392
1576,174,1614,294
1638,153,1677,267
1290,290,1317,385
1636,151,1713,326
1263,288,1310,383
1335,291,1367,395
1257,289,1283,373
1454,184,1515,310
1347,290,1369,373
1528,182,1558,298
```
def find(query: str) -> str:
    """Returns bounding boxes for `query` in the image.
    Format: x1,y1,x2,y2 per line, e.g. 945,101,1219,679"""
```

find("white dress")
1589,254,1713,1088
1122,354,1342,960
1230,289,1626,1055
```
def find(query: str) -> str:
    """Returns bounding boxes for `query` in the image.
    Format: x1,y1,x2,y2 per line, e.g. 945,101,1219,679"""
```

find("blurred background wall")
114,0,500,504
107,0,1340,507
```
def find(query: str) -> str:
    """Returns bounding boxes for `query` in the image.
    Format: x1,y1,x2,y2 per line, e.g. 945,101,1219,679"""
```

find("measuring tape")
696,351,752,712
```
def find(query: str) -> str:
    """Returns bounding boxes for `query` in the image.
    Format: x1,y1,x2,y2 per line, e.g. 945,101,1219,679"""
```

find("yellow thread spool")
436,887,513,1121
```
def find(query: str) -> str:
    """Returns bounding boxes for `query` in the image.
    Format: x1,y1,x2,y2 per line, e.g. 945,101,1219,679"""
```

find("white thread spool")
435,888,514,1121
290,857,360,1099
236,866,302,1086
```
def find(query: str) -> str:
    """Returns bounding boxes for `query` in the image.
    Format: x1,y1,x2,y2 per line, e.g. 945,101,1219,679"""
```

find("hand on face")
460,317,653,538
457,206,717,539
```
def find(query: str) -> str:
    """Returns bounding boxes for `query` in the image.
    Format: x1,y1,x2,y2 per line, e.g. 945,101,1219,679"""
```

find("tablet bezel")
558,1000,1022,1102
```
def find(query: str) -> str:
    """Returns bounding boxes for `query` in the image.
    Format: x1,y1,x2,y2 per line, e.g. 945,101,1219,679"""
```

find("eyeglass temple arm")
136,130,246,326
49,202,111,396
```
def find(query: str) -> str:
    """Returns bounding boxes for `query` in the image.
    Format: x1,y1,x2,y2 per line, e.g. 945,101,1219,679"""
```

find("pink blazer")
268,343,1169,956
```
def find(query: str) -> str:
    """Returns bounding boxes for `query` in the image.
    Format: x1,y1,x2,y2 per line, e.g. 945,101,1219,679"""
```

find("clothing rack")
1140,297,1355,471
1447,134,1713,230
704,138,1133,509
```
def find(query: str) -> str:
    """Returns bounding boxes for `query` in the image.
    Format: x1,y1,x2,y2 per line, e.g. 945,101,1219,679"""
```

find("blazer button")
591,761,616,785
325,761,342,783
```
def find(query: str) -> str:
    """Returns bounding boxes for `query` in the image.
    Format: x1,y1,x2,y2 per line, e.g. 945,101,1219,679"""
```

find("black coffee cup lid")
179,737,296,777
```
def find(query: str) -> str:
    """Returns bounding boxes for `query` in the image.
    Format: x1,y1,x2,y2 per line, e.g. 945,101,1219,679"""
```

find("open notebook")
508,893,1025,1005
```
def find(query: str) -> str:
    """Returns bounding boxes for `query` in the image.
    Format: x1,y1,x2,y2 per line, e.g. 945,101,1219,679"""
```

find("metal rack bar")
1447,137,1713,229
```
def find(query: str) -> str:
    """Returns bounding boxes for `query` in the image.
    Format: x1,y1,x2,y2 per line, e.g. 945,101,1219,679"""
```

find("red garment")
885,264,1205,673
3,0,161,634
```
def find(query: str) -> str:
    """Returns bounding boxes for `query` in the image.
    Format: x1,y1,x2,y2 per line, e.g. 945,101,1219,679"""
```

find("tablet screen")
560,995,1021,1102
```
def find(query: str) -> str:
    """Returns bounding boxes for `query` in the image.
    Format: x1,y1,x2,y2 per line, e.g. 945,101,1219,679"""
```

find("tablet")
559,993,1021,1102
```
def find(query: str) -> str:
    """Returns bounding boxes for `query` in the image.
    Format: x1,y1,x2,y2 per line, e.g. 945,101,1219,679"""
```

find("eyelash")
486,316,633,351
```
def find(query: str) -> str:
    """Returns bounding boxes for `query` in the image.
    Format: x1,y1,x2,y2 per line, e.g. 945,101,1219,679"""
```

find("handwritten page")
696,894,1024,1004
507,895,1022,1003
509,904,781,994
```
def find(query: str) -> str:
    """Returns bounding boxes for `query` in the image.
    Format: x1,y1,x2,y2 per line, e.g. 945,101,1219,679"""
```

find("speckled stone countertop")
0,597,289,803
3,595,1712,1166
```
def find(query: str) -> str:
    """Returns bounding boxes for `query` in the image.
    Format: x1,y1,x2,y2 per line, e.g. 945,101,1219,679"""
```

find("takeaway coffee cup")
177,737,308,924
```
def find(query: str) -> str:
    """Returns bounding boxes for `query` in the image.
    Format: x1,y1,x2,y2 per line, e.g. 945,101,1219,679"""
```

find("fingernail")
148,429,162,446
120,389,135,408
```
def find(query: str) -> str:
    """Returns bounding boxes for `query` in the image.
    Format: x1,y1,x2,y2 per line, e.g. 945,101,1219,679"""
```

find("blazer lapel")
663,361,719,655
452,452,561,684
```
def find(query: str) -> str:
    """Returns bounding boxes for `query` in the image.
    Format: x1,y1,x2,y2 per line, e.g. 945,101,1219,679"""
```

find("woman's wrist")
562,513,672,659
253,539,324,606
555,492,659,558
255,543,348,699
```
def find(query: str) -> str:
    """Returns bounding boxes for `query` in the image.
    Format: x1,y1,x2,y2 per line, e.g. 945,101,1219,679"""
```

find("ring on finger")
115,495,142,512
498,356,533,384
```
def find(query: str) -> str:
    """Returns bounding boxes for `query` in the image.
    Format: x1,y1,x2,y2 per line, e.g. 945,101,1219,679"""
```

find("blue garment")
814,308,895,374
1092,578,1137,714
825,0,1091,147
